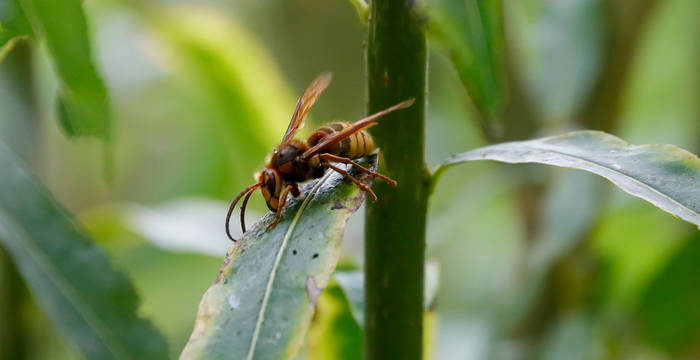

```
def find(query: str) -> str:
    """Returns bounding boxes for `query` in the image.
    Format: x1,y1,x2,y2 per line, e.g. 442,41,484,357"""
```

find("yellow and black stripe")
311,122,375,159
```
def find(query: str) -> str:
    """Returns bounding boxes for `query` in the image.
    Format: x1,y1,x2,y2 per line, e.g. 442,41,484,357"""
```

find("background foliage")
0,0,698,358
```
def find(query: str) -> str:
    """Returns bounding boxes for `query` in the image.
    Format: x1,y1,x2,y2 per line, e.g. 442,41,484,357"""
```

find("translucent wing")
279,72,332,147
302,98,415,158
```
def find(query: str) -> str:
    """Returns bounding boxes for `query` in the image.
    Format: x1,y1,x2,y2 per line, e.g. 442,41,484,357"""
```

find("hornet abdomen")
307,122,375,159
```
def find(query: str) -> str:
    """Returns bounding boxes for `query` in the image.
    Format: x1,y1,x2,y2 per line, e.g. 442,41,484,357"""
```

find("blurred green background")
0,0,698,358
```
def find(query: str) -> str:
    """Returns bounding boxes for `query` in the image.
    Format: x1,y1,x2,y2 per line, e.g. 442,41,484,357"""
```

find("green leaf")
507,0,603,120
346,0,369,23
17,0,111,140
180,156,376,360
537,312,597,360
638,232,700,354
138,5,296,193
507,172,607,326
81,203,227,358
433,130,700,228
305,283,363,360
0,0,32,61
55,96,76,136
0,144,168,359
304,263,439,360
0,0,32,38
529,172,605,272
593,202,689,308
0,34,26,61
333,261,440,328
427,0,504,125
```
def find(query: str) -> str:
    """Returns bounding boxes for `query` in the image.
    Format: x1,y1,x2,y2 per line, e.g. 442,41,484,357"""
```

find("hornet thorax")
267,140,324,183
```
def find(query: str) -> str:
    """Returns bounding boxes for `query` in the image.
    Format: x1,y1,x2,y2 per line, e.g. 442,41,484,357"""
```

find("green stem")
575,0,659,132
364,1,429,359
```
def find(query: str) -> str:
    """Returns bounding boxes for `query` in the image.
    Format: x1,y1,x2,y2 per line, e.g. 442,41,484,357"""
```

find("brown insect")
225,73,414,241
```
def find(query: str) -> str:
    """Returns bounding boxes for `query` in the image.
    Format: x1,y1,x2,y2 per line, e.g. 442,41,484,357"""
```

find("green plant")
0,0,698,359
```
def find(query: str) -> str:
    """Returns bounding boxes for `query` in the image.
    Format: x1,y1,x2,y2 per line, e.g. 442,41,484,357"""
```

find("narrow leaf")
638,233,700,354
305,283,363,360
0,34,27,61
180,156,376,359
0,144,168,359
140,6,296,193
0,0,33,39
0,0,32,61
427,0,504,125
507,0,603,120
346,0,369,23
18,0,111,140
433,131,700,228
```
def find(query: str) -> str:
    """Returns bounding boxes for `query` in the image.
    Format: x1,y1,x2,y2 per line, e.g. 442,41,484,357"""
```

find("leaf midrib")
246,171,334,360
0,205,130,360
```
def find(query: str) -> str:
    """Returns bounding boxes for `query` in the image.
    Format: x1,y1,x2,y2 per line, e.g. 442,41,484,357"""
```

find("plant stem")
575,0,659,132
365,1,429,359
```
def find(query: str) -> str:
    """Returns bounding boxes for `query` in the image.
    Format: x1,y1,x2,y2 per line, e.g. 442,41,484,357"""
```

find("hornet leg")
266,185,293,230
320,153,397,186
327,163,378,201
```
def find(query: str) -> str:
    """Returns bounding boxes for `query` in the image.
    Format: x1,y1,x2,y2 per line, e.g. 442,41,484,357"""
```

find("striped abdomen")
307,122,375,159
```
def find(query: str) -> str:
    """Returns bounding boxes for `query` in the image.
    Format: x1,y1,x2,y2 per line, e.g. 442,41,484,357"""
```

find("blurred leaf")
508,171,606,328
433,130,700,228
0,0,32,61
306,263,439,360
529,172,605,272
180,157,375,359
305,283,363,360
593,201,689,308
0,144,168,359
82,204,225,358
120,198,261,257
17,0,111,140
537,312,600,360
508,0,603,121
334,261,440,328
0,0,31,38
55,97,76,136
346,0,369,23
141,5,294,192
427,0,504,129
638,232,700,354
0,34,26,61
575,0,661,132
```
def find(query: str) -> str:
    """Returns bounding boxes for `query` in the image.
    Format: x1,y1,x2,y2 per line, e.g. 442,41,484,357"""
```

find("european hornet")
226,73,414,241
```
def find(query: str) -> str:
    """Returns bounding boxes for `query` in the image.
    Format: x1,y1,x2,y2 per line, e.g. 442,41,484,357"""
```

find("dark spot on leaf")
292,250,297,255
331,199,345,210
312,253,319,259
